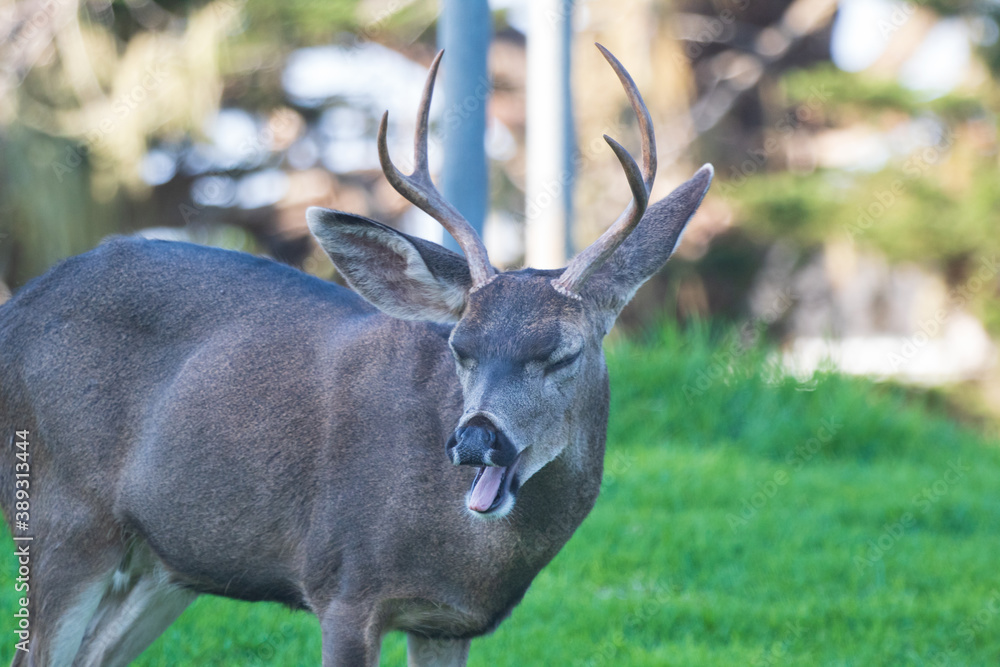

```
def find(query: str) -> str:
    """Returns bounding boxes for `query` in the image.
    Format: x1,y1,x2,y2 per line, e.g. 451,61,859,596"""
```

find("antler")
377,50,496,288
552,44,657,296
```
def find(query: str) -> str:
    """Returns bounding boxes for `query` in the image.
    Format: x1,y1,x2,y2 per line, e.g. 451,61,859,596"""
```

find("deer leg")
319,601,382,667
29,576,110,667
74,545,196,667
15,507,123,667
18,555,116,666
406,635,470,667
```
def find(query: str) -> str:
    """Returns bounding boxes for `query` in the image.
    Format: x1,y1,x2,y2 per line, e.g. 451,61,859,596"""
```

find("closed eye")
546,350,581,374
450,344,475,369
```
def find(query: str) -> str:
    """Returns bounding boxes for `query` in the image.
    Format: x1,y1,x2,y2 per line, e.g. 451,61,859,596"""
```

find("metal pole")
437,0,492,253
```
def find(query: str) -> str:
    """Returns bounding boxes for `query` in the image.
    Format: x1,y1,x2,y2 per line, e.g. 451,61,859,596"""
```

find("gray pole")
559,0,576,260
525,0,574,268
437,0,492,253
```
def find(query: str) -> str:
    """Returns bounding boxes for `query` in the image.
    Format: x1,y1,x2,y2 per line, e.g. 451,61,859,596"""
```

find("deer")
0,45,712,666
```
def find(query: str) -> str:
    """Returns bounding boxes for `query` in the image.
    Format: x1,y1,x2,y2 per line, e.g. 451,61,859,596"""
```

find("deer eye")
450,343,475,369
546,349,581,375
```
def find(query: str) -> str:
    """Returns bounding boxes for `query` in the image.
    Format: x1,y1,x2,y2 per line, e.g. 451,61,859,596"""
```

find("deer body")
1,238,601,664
0,47,711,665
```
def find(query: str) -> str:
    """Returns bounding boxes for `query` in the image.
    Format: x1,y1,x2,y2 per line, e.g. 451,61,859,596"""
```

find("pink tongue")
469,466,505,512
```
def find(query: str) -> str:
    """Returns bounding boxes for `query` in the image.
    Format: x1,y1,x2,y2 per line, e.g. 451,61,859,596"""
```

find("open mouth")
468,452,522,514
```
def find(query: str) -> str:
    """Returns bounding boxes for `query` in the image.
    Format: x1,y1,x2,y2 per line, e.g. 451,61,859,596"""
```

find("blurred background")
4,3,1000,664
1,0,999,418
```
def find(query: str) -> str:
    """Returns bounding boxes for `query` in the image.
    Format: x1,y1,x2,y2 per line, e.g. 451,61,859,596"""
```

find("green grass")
2,321,999,665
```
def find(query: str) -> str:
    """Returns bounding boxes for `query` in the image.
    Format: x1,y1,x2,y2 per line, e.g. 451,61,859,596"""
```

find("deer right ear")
576,165,713,327
306,207,472,323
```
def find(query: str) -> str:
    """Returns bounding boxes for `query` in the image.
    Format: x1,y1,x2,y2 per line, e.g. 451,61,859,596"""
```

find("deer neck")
475,369,610,573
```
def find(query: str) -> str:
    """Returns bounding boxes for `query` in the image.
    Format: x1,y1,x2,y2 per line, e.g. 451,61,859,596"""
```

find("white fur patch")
49,578,110,666
78,555,195,666
468,273,499,295
111,569,130,594
549,280,583,301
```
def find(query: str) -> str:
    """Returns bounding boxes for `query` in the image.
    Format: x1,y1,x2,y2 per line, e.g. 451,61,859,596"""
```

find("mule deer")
0,45,712,666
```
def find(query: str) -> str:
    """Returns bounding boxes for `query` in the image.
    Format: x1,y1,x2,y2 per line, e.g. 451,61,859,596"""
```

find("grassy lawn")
2,322,998,665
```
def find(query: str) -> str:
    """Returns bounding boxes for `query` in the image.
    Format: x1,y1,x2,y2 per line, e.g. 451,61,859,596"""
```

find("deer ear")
307,207,471,323
578,165,713,324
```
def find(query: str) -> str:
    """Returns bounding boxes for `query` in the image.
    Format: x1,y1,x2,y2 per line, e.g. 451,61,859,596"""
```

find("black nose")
446,415,517,467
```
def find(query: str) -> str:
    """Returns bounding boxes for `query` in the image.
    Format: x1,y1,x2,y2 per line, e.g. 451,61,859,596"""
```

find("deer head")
307,45,712,519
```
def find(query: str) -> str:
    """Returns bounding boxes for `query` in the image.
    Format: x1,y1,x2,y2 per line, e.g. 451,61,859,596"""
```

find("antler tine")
553,44,657,296
604,135,649,222
596,43,657,191
377,50,495,287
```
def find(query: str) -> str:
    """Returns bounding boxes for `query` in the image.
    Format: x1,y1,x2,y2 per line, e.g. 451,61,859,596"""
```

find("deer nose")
446,415,517,467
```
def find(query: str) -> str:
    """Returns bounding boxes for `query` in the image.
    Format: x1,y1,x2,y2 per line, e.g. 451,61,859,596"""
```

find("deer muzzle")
447,415,522,514
446,414,517,468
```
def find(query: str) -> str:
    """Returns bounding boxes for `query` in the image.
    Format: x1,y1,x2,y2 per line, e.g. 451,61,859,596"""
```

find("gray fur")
0,167,710,666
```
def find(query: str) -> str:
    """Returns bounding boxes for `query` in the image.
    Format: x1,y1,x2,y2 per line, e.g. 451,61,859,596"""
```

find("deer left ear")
578,165,713,325
307,207,471,323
